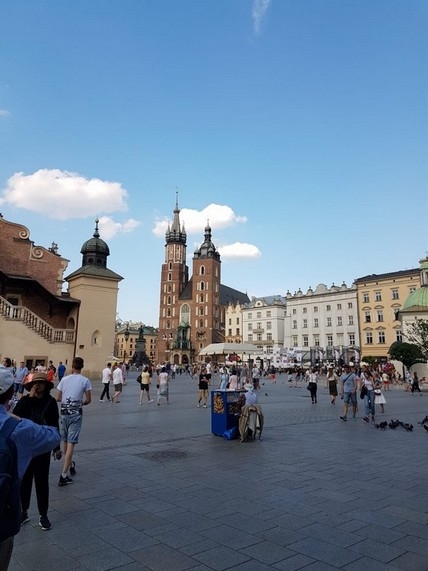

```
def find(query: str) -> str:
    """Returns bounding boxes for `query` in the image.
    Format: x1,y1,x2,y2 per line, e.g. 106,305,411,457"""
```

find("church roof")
65,265,123,281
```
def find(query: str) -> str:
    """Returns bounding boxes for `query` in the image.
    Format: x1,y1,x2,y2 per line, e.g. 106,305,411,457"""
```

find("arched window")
180,304,190,324
200,282,205,291
200,266,205,275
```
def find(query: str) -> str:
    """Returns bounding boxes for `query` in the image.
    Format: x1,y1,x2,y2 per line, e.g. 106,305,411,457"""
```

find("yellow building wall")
356,271,420,361
68,276,119,379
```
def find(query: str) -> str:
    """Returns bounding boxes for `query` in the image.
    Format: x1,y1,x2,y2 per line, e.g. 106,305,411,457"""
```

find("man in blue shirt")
339,364,360,421
57,362,66,382
13,361,28,397
0,366,60,569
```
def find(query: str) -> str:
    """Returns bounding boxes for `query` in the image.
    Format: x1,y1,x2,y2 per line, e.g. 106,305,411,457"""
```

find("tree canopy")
388,341,425,371
404,318,428,362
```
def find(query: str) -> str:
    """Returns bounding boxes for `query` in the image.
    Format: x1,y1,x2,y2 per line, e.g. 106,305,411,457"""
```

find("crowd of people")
1,352,426,570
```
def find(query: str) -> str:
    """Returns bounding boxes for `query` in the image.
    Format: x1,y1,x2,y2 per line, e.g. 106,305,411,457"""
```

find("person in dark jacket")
13,371,61,531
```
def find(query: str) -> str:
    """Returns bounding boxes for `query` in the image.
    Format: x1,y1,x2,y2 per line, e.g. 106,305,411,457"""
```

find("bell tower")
157,194,189,363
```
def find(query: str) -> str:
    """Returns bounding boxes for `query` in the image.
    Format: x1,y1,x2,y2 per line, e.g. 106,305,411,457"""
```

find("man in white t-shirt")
56,356,91,486
111,363,123,404
100,363,112,402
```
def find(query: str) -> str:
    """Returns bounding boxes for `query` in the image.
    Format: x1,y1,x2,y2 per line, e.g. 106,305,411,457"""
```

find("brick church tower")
156,196,249,366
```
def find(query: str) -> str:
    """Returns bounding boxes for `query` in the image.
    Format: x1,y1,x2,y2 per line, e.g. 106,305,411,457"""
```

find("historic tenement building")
0,216,122,379
156,198,249,365
355,268,419,363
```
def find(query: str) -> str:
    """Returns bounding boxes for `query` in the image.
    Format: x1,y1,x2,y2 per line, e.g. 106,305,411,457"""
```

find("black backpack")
0,416,21,542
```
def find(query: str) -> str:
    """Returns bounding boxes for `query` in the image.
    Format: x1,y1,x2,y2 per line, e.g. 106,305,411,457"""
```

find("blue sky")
0,0,426,326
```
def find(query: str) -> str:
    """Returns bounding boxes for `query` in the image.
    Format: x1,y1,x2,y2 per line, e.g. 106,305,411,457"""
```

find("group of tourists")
0,355,92,570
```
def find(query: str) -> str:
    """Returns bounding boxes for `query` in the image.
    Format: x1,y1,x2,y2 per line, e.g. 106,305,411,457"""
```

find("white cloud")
153,203,247,237
0,109,11,118
252,0,271,35
218,242,261,259
0,169,129,220
98,216,140,240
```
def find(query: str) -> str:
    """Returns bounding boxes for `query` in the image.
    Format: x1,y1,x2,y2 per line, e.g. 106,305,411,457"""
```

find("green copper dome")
402,286,428,311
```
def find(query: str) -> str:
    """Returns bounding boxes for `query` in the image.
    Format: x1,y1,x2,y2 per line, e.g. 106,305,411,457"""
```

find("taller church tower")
157,194,189,362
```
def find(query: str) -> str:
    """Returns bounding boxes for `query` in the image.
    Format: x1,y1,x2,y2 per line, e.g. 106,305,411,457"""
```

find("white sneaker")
197,404,200,407
149,399,154,403
203,405,207,408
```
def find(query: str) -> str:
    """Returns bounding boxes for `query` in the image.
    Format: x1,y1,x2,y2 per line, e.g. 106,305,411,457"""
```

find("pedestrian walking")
56,357,92,486
157,367,169,405
100,363,112,402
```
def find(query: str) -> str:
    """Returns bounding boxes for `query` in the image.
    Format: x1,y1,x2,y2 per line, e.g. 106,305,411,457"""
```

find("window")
292,336,298,347
228,329,232,336
327,335,333,346
326,305,331,311
314,306,318,312
375,291,382,301
267,333,272,341
349,334,355,345
303,307,307,314
348,302,353,309
366,332,373,344
348,315,354,325
228,318,231,325
392,289,399,300
236,328,240,336
337,303,342,310
293,320,297,329
377,310,384,322
303,336,309,347
257,312,261,318
314,318,319,328
337,317,343,326
303,319,308,328
364,311,371,323
266,311,271,317
378,331,386,344
248,334,253,341
409,287,416,294
248,323,253,331
314,335,320,346
237,318,240,325
396,330,403,342
248,313,252,319
256,322,262,330
327,317,332,327
266,321,272,330
363,293,369,303
256,333,262,342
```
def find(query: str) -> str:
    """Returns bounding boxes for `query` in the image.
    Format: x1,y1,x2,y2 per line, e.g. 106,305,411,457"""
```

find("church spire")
165,191,187,245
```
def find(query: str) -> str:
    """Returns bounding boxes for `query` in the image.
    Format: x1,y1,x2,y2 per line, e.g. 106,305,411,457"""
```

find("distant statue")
138,325,144,340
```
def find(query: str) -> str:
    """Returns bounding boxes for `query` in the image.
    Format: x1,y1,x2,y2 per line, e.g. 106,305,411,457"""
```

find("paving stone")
10,373,428,570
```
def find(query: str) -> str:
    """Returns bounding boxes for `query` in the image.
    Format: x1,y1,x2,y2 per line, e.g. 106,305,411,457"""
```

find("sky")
0,0,427,326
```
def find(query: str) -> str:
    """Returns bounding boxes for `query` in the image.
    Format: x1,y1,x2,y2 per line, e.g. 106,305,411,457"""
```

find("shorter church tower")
191,221,223,354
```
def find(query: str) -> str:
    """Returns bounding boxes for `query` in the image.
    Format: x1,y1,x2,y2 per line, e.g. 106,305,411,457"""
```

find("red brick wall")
0,218,68,296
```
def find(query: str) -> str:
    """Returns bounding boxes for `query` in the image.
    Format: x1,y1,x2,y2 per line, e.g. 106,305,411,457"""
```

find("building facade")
0,216,122,379
284,283,359,367
355,268,419,362
242,295,287,368
156,198,249,365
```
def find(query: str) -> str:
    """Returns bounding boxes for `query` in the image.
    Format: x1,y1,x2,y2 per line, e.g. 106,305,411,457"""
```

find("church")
156,197,250,366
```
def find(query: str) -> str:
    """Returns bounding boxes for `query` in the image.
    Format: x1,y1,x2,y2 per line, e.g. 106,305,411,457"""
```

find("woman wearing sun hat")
13,371,61,531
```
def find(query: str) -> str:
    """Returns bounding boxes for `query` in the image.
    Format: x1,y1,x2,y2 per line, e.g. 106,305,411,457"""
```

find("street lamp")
123,323,130,361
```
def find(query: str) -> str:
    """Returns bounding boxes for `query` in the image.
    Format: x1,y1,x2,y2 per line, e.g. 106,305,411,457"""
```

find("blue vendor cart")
211,390,243,436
